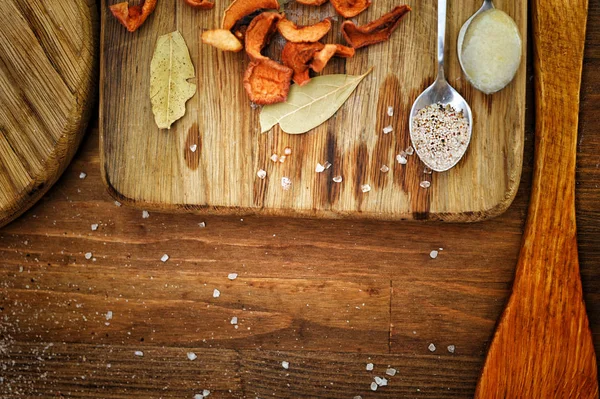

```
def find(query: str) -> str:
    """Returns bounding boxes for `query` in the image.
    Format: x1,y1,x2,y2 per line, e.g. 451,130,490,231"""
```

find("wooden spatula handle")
474,0,598,397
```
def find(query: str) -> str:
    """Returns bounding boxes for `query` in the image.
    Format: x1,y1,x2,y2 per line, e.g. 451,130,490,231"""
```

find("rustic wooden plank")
100,0,526,221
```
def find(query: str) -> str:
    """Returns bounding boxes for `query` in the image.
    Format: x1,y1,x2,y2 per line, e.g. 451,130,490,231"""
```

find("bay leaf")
259,68,373,134
150,31,196,130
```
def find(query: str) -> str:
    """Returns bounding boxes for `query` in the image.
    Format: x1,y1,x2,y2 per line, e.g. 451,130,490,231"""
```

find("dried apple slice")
244,59,294,104
183,0,215,8
109,0,157,32
330,0,370,18
202,29,243,51
277,17,332,43
310,44,337,73
245,12,283,60
282,42,324,85
222,0,280,30
342,5,411,48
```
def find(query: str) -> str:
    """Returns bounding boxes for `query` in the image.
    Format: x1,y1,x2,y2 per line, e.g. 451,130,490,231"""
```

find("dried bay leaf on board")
260,68,373,134
150,31,196,129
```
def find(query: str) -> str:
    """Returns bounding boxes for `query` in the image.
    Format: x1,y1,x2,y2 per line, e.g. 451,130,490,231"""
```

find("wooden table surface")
1,4,599,399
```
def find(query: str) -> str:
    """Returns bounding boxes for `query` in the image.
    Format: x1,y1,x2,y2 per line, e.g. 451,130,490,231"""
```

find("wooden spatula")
474,0,599,397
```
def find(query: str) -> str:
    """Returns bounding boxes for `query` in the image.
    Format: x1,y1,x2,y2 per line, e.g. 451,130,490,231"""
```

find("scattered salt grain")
284,147,292,155
213,289,220,298
134,351,144,357
387,106,394,116
380,165,390,173
405,146,414,155
375,376,388,387
193,395,204,399
187,352,197,361
447,345,455,354
142,210,150,219
370,382,378,391
361,184,371,193
161,254,169,262
424,166,433,174
271,154,279,162
114,201,122,207
281,177,292,190
203,390,211,397
257,169,267,179
396,154,408,165
228,273,238,280
430,250,438,259
79,172,87,179
198,222,206,228
324,161,332,169
382,125,394,134
366,363,374,371
354,396,363,399
279,155,287,163
386,368,397,376
91,224,99,231
190,144,198,152
333,176,343,183
428,343,436,352
106,311,113,320
315,163,325,173
282,361,289,369
231,316,238,325
84,252,92,260
420,180,431,188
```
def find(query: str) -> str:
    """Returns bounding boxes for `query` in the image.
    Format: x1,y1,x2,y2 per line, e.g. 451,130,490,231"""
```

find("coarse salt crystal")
282,361,289,369
386,368,397,376
161,254,169,262
387,106,394,116
257,169,267,179
382,125,394,134
380,165,390,173
424,166,433,174
375,376,388,386
213,289,220,298
198,222,206,228
106,311,113,320
193,395,203,399
281,177,292,190
142,210,149,219
354,396,363,399
447,345,455,353
420,181,431,188
134,351,144,357
114,201,122,207
279,155,287,163
203,389,210,397
366,363,374,371
190,144,197,152
405,146,414,155
187,352,197,361
284,147,292,155
324,161,332,169
361,184,371,193
91,224,99,231
270,154,279,162
430,250,438,259
315,163,325,173
228,273,238,280
84,252,92,260
428,343,436,352
370,382,378,391
231,316,238,325
333,176,343,183
79,172,87,179
397,154,408,164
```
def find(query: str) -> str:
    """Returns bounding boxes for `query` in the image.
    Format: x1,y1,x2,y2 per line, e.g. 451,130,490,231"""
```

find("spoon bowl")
457,0,494,73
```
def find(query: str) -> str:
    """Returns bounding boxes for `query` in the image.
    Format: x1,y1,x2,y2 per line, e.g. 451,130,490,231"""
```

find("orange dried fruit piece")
330,0,370,19
109,0,157,32
310,44,354,72
277,17,332,43
222,0,280,30
202,29,244,51
342,5,411,48
281,42,324,85
244,59,293,104
296,0,329,5
245,12,282,61
183,0,215,8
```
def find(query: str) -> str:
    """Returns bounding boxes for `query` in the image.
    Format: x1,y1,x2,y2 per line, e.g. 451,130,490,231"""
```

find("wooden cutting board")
0,0,97,228
100,0,525,222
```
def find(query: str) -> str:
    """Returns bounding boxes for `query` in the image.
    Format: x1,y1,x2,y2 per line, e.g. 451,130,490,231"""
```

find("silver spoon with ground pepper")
409,0,473,172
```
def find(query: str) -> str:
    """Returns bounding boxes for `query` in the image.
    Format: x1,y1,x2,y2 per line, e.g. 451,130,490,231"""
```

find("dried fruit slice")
245,12,283,60
202,29,243,51
109,0,157,32
282,42,324,85
183,0,215,8
222,0,280,30
330,0,370,18
310,44,354,72
277,18,332,43
341,5,411,48
333,44,355,58
243,59,293,104
296,0,329,5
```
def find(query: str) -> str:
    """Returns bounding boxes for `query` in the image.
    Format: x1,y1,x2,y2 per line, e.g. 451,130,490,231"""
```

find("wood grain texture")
0,0,97,228
100,0,526,222
475,0,598,397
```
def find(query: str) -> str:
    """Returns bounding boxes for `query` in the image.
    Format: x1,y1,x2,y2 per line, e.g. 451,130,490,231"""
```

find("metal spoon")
457,0,494,75
409,0,473,172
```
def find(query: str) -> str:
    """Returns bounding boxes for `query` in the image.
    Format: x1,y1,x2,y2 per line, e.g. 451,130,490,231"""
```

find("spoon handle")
437,0,446,80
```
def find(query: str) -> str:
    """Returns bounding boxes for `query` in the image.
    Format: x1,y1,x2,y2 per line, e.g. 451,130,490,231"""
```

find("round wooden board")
0,0,97,228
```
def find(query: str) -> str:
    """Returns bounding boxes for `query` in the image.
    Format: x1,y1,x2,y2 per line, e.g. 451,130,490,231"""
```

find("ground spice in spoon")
411,103,470,171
